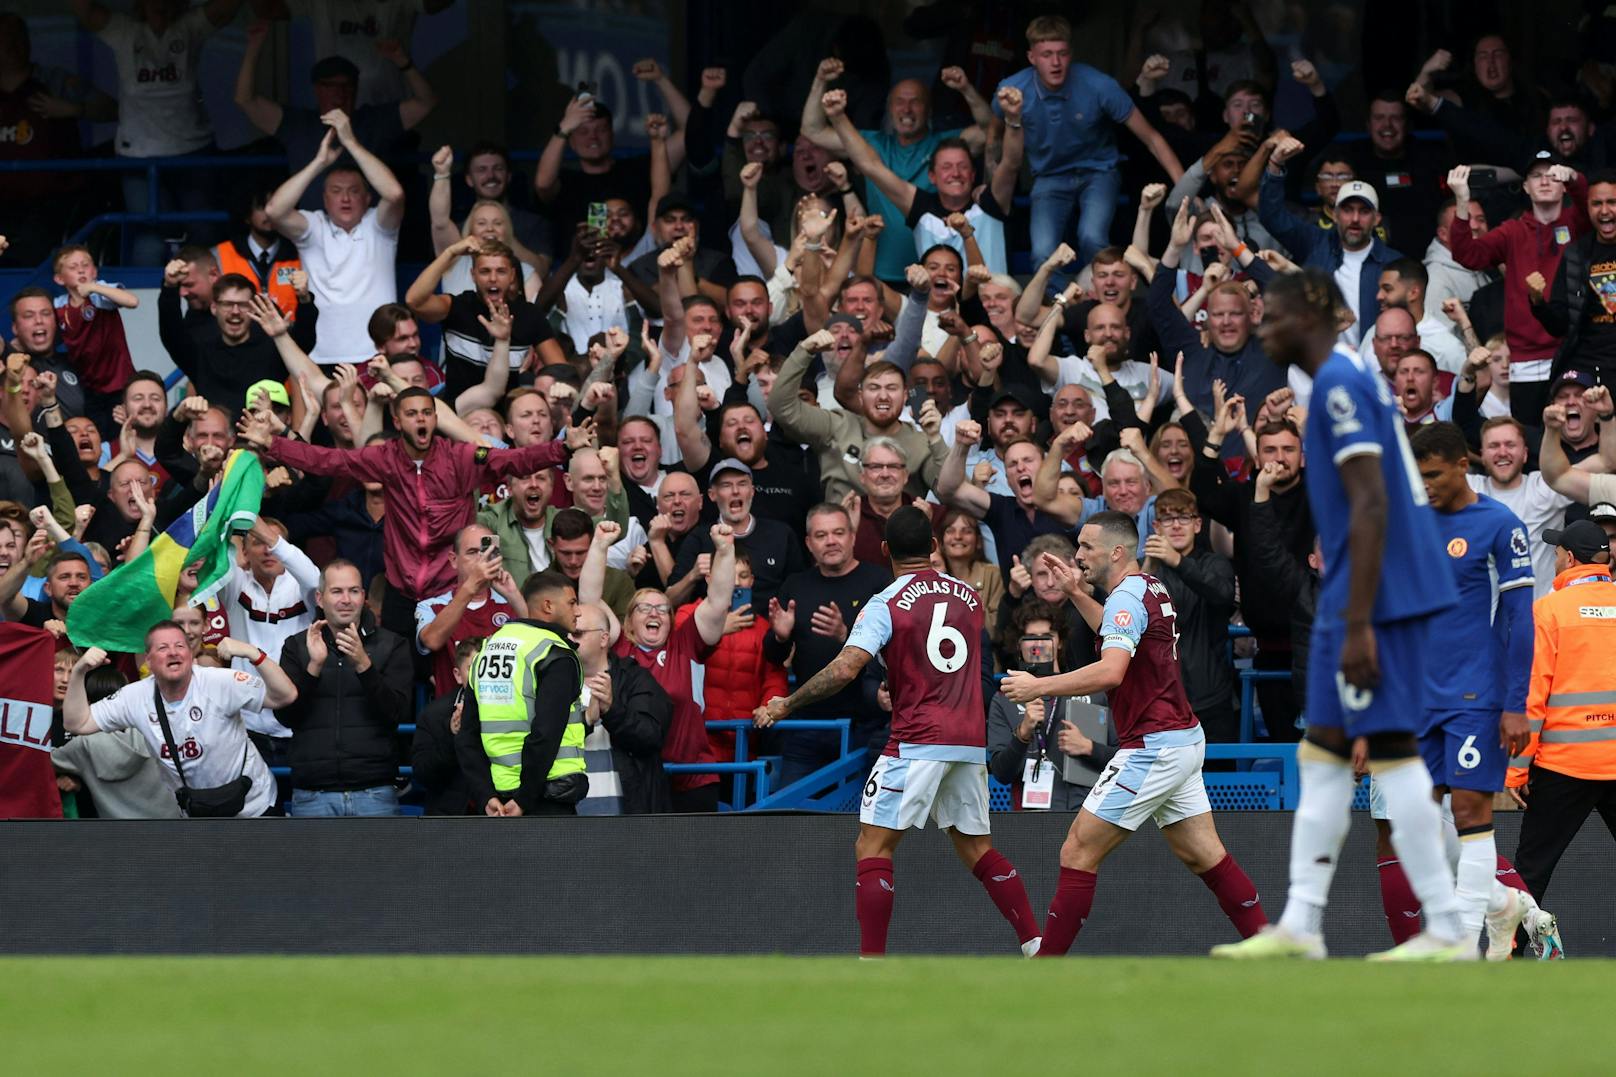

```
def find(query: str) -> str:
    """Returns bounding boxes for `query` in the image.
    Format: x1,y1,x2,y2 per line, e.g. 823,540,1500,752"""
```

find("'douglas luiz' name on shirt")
847,570,985,762
1304,346,1457,625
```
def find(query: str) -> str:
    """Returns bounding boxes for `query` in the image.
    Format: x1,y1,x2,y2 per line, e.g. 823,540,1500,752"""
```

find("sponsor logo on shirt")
1112,610,1133,628
233,671,251,682
137,63,181,83
0,120,35,145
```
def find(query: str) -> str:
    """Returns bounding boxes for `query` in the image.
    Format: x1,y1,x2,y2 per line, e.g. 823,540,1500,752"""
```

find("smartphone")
586,201,608,237
731,586,752,612
1198,244,1221,269
1468,167,1498,188
1025,661,1055,679
575,81,598,106
480,536,500,560
907,386,929,419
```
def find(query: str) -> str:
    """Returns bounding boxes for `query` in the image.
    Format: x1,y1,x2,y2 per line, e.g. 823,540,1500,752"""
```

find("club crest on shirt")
61,370,78,386
189,707,203,723
1446,537,1468,558
492,612,509,627
1325,385,1360,435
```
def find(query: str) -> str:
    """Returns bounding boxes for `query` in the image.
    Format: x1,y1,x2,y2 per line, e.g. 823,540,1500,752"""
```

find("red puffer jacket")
676,603,789,765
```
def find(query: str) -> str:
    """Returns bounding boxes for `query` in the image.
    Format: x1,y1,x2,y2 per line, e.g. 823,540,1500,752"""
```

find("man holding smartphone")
415,524,527,695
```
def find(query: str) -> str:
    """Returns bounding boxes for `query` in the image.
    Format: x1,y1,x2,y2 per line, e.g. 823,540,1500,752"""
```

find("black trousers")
1513,765,1616,903
1510,379,1551,429
671,784,721,814
1254,646,1301,742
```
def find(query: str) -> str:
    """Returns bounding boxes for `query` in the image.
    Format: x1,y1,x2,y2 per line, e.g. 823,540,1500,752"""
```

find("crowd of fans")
5,4,1616,818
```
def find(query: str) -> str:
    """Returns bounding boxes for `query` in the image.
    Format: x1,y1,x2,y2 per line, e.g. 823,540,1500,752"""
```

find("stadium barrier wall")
4,813,1610,957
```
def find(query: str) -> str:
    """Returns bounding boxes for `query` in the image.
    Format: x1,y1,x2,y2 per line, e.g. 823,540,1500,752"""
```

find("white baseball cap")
1335,180,1379,210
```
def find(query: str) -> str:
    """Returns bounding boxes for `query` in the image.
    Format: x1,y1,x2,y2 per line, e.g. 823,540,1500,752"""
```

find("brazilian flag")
66,450,265,653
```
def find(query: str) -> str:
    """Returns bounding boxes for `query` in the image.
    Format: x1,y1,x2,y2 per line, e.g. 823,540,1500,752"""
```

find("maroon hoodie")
1449,175,1589,364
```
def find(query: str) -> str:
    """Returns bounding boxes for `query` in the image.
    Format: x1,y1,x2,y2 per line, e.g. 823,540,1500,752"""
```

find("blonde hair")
1026,15,1071,45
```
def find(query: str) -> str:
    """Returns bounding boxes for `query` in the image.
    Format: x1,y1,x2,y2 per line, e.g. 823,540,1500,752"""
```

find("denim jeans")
288,785,400,817
1029,168,1123,293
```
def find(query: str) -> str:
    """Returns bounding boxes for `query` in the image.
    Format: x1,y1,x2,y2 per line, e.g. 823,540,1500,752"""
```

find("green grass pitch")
4,955,1605,1075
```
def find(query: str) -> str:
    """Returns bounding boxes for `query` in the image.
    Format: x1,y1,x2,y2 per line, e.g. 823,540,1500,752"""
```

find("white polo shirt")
290,207,400,364
91,668,275,818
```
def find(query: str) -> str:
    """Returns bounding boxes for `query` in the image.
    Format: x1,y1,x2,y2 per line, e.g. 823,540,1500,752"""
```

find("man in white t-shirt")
1359,258,1467,376
266,109,404,363
213,519,321,740
270,0,447,107
63,623,298,818
1468,416,1571,597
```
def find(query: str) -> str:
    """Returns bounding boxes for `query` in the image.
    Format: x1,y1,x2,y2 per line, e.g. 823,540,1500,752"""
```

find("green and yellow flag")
66,450,265,653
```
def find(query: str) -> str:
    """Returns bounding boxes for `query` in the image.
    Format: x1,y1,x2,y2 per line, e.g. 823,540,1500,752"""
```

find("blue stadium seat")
988,776,1014,812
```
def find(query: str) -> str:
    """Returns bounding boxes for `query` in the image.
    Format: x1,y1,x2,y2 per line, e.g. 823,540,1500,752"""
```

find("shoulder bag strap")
152,678,191,792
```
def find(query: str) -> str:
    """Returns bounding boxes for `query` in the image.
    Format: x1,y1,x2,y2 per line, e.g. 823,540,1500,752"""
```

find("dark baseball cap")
1523,148,1561,177
655,193,698,219
1544,519,1610,561
311,56,360,83
988,383,1039,413
1549,369,1596,399
1589,502,1616,524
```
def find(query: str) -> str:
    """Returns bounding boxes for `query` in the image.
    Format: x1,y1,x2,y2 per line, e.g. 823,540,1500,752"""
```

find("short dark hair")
682,295,722,320
729,274,768,294
919,243,964,273
1084,510,1139,557
9,285,51,319
884,505,935,561
521,570,575,606
805,501,851,530
1009,598,1064,648
550,508,594,543
47,550,90,576
716,401,762,427
1410,421,1470,463
215,272,255,296
125,370,166,398
464,140,511,168
319,558,362,589
1369,88,1407,109
927,137,973,172
176,243,217,270
1384,257,1428,290
390,386,434,411
1396,348,1438,375
1255,419,1303,446
367,303,416,347
537,363,581,389
1223,79,1269,106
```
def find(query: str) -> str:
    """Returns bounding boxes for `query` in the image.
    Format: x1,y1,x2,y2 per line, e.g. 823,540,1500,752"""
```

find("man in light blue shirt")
994,15,1183,287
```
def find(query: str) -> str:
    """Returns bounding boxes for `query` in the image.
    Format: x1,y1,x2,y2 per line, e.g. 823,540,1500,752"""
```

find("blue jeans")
288,785,400,817
1029,168,1123,293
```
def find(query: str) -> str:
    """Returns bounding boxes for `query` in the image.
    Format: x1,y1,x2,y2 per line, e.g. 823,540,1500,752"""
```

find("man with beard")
646,472,703,592
477,468,555,587
1467,413,1575,602
1028,298,1167,423
1393,350,1455,432
962,385,1041,496
7,288,86,420
1192,407,1313,741
590,522,735,814
160,270,319,415
535,225,652,357
771,332,947,503
107,372,171,485
762,502,891,783
1,549,90,629
939,419,1070,584
668,459,802,609
1362,259,1467,377
1019,246,1161,366
449,141,550,256
1337,91,1448,254
1260,137,1401,347
275,560,412,817
239,387,590,639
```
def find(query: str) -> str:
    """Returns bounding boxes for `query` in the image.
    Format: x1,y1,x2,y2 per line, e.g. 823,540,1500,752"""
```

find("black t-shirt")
20,597,53,629
763,562,893,718
670,515,805,610
695,444,818,541
982,494,1073,582
441,291,554,370
903,187,1010,231
1578,240,1616,372
547,157,652,259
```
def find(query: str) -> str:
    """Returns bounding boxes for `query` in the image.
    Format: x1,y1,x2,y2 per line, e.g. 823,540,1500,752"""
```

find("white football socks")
1278,752,1356,939
1375,759,1462,942
1455,829,1497,942
1439,795,1462,870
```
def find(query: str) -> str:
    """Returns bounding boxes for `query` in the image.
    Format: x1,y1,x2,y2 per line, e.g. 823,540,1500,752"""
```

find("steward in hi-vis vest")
460,572,586,816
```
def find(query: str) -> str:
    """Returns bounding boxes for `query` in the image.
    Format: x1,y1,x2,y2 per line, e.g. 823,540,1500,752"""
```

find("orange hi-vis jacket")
1508,563,1616,787
212,239,302,323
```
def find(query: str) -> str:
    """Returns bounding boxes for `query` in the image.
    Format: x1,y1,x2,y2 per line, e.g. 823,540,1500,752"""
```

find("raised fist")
816,57,844,83
820,90,847,119
802,329,836,354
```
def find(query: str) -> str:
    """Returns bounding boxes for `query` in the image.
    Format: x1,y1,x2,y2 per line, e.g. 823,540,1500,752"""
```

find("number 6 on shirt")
926,605,967,673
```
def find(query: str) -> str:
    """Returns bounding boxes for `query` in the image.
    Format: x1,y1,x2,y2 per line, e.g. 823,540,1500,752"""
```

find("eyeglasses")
1157,515,1198,526
632,603,672,616
862,462,905,472
1317,172,1353,182
740,131,779,143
